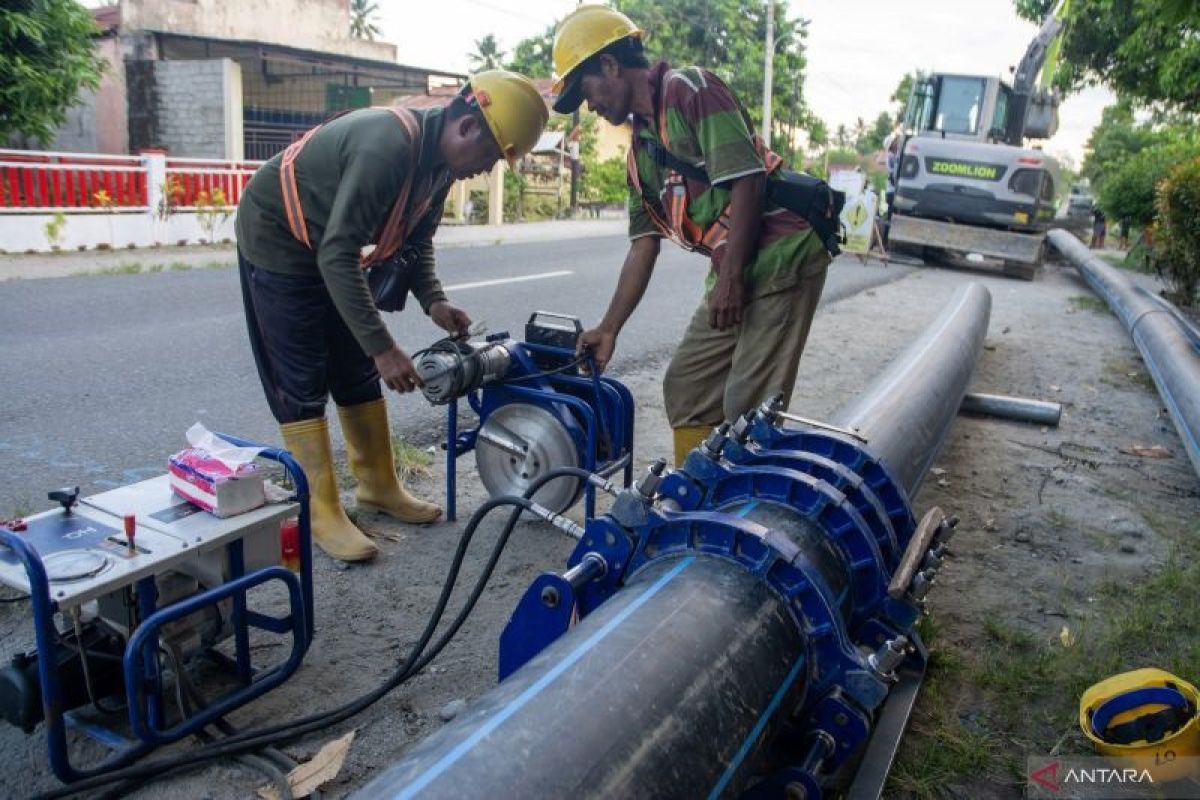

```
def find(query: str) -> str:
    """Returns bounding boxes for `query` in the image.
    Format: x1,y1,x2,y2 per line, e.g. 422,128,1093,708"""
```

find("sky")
378,0,1114,165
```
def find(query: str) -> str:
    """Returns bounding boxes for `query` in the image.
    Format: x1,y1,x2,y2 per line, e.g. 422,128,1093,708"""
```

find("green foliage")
0,0,106,145
581,157,627,204
547,112,597,161
510,0,811,145
194,188,232,243
43,211,66,248
856,111,892,154
1097,140,1200,229
825,147,859,166
1081,102,1169,189
503,168,526,222
1155,156,1200,304
806,117,828,150
468,34,505,72
349,0,381,41
1014,0,1200,112
506,23,555,79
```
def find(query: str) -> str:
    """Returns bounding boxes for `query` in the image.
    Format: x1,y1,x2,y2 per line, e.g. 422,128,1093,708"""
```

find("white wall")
0,209,238,254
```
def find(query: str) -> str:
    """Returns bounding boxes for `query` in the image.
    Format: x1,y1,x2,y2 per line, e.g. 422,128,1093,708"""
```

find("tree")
834,123,849,149
852,111,892,155
469,34,505,72
806,117,828,152
0,0,106,146
890,72,919,124
850,116,868,154
1014,0,1200,112
349,0,381,41
1097,139,1200,228
511,0,812,143
1155,155,1200,304
581,157,627,204
1080,102,1168,192
506,24,555,79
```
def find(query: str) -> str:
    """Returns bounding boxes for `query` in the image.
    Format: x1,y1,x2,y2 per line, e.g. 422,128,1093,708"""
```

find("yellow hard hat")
1079,667,1200,783
465,70,549,168
551,4,644,114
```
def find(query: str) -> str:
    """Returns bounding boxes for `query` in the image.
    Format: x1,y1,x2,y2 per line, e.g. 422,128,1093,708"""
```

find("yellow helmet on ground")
1079,667,1200,783
551,4,644,114
465,70,549,168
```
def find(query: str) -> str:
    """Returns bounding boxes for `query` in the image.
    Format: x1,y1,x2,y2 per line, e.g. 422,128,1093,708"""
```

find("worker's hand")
708,274,745,330
373,345,423,393
429,301,472,340
577,327,617,375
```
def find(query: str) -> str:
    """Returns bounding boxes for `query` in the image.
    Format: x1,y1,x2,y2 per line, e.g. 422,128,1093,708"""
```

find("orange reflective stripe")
277,107,424,264
279,125,323,248
363,107,421,267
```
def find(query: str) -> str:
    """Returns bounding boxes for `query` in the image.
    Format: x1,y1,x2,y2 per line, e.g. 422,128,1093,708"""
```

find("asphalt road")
0,236,912,514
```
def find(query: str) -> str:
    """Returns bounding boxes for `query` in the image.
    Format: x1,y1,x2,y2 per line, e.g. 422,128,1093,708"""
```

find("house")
52,0,463,160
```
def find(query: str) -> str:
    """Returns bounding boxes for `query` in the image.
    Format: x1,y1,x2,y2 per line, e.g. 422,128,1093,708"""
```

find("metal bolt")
540,586,560,608
676,485,688,497
784,783,808,800
834,712,849,727
869,635,910,677
910,569,936,601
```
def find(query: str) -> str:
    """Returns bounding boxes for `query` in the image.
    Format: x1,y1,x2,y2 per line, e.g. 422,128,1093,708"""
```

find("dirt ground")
2,252,1197,799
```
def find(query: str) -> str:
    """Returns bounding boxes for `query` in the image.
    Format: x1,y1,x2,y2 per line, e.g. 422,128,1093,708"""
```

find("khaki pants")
663,267,828,428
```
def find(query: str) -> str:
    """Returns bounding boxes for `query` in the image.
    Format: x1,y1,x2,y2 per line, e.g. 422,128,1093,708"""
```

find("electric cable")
35,468,595,799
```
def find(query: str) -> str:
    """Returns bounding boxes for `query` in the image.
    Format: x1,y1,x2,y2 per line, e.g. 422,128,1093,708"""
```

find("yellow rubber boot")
279,418,378,563
338,399,442,524
672,425,713,467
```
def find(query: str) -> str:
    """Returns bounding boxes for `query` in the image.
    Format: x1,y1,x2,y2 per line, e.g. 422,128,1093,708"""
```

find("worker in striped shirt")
552,6,832,466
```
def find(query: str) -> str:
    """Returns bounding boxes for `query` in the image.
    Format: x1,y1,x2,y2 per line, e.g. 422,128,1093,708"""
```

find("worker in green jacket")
236,71,548,562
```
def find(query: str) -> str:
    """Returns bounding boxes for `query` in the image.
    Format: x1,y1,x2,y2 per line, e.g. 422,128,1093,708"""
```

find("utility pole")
761,0,775,149
569,110,580,216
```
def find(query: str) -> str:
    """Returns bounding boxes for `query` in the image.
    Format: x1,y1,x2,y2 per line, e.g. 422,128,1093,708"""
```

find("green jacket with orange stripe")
236,107,451,357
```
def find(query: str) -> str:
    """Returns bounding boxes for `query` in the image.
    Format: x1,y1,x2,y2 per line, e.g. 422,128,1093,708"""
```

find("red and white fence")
164,156,262,208
0,150,149,209
0,148,264,252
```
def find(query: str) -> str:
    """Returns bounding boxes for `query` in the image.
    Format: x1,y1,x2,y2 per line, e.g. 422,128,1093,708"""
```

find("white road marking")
443,270,573,292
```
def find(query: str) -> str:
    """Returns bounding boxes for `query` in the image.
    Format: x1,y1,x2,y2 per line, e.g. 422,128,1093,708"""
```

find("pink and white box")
168,424,266,518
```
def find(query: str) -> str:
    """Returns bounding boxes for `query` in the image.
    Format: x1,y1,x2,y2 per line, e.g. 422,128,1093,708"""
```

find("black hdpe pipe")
1048,230,1200,479
357,283,992,800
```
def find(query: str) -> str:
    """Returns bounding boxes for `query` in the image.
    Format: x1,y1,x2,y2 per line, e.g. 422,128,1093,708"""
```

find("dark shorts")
238,250,381,423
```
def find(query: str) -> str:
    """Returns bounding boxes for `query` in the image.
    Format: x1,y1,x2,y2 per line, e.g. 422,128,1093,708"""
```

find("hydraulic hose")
35,468,594,799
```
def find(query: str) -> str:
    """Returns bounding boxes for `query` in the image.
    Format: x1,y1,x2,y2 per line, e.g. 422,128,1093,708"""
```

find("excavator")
886,9,1064,280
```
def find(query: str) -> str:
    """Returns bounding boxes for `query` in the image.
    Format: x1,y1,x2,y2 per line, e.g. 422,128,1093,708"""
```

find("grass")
889,616,1005,797
69,259,232,277
1100,357,1156,392
392,437,434,481
889,515,1200,797
1068,294,1110,315
92,261,143,276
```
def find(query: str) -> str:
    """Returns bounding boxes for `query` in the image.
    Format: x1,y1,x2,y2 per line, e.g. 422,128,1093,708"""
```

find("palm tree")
350,0,381,41
468,34,505,71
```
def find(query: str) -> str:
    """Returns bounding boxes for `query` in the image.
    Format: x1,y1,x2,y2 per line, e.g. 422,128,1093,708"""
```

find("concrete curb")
0,220,628,281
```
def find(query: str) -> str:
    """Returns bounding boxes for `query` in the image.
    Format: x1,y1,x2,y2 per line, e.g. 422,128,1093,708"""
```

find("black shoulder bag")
366,245,418,313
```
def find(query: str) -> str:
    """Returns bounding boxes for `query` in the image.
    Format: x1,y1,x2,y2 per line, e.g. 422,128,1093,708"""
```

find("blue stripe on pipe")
735,500,760,518
1135,329,1200,469
393,556,697,800
706,654,808,800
